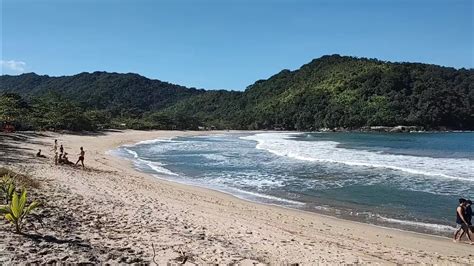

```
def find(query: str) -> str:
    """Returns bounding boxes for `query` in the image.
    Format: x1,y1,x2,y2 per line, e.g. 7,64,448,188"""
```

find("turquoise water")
115,132,474,236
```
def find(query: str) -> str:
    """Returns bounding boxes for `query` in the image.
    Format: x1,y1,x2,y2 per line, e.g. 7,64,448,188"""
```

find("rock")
369,126,391,132
389,125,420,132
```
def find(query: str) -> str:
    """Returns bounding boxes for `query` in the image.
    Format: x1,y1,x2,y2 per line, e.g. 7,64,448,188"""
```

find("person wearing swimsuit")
454,198,473,243
75,146,85,168
457,200,473,242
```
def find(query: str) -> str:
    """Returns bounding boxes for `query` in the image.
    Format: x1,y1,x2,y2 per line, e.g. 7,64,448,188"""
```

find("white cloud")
1,60,27,73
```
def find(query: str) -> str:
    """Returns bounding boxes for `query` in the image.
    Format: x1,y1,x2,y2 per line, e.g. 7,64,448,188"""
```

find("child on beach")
53,139,58,153
36,149,46,158
58,153,64,164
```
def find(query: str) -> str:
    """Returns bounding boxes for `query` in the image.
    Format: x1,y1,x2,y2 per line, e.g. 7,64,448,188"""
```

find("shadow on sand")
0,132,51,165
0,130,125,165
63,129,122,136
22,233,93,249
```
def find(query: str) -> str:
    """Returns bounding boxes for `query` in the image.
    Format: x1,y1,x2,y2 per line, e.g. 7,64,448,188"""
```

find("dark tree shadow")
62,129,123,136
22,233,93,249
0,132,48,164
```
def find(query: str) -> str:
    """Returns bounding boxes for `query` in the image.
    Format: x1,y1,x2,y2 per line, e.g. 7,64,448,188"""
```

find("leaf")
0,205,8,214
19,189,27,214
25,201,39,215
11,192,20,219
5,213,14,223
7,183,14,197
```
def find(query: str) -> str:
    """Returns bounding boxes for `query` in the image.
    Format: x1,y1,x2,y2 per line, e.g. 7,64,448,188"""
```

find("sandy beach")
1,130,473,264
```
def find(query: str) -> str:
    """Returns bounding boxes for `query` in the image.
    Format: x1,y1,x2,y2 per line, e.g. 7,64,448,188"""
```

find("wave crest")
241,133,474,181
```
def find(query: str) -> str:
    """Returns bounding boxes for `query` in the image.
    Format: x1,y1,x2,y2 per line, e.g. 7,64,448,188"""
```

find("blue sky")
1,0,473,90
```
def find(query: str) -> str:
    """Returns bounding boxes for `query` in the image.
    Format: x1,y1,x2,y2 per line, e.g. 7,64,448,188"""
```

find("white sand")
1,130,473,264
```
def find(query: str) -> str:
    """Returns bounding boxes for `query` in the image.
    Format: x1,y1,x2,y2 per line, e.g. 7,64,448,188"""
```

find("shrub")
0,167,40,189
0,189,39,234
0,174,15,204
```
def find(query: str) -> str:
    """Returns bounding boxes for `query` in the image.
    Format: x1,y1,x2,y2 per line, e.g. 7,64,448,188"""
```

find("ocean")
114,132,474,236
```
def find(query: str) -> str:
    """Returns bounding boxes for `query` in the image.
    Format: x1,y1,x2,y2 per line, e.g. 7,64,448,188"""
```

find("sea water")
114,132,474,236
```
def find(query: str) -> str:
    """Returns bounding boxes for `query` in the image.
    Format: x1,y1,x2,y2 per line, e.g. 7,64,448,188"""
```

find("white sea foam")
377,215,455,232
201,153,229,162
225,187,305,206
138,158,179,176
241,133,474,181
210,173,287,189
123,148,178,176
134,138,176,145
124,148,139,158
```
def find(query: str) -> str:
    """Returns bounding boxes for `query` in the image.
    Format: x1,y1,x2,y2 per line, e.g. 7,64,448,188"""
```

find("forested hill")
0,71,203,113
0,71,206,130
165,55,474,130
1,55,473,131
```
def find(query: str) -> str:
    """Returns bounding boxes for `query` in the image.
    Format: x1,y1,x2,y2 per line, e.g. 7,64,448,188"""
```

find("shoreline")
116,132,459,237
95,131,474,254
116,140,458,238
1,130,473,264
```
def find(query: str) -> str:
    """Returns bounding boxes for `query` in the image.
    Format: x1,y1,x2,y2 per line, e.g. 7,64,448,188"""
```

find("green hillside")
0,72,203,130
166,55,474,130
1,55,473,131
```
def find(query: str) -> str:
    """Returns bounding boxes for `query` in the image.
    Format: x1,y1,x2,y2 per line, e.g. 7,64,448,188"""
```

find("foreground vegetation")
1,55,473,131
0,169,40,234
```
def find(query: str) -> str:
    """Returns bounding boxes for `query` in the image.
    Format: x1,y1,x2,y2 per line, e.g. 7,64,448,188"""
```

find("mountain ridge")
1,55,473,131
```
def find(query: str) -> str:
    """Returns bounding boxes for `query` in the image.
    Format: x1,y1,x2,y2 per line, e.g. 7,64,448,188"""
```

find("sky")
1,0,473,90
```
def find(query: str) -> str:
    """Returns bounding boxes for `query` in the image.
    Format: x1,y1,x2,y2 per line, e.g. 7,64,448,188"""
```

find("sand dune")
1,130,473,264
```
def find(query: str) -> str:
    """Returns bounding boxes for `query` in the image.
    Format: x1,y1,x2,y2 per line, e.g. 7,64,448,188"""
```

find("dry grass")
0,167,41,189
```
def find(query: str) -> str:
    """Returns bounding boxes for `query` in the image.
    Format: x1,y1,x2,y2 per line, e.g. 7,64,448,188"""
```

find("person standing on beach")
75,147,85,168
465,200,472,227
60,144,64,154
467,200,473,231
53,139,58,153
453,198,473,243
457,200,473,241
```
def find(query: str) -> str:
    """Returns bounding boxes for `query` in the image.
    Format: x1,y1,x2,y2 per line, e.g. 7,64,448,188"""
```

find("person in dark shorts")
457,200,473,241
75,147,85,168
453,198,473,243
60,144,64,154
466,200,472,226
